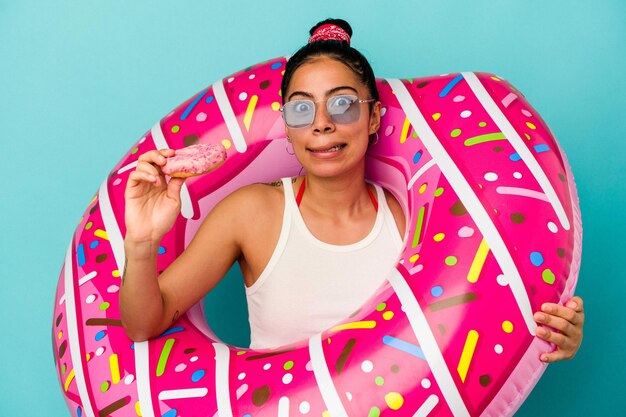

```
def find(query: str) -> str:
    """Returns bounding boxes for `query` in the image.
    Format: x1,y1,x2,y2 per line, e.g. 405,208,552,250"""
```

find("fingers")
540,302,583,326
565,296,584,312
167,177,186,200
133,149,175,187
534,296,585,363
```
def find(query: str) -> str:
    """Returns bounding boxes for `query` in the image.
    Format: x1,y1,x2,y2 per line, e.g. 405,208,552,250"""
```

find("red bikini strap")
367,186,379,212
296,177,377,212
295,177,306,207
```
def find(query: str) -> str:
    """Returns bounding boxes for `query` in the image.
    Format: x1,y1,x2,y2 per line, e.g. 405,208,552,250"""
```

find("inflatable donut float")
52,56,581,417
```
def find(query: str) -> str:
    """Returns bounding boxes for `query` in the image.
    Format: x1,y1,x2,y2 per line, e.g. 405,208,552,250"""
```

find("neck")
300,168,372,215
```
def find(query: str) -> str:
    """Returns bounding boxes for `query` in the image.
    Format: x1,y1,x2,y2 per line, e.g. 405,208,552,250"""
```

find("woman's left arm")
534,296,584,363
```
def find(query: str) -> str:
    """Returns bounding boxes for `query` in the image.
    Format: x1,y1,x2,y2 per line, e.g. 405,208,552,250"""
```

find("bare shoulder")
383,189,406,238
214,180,285,218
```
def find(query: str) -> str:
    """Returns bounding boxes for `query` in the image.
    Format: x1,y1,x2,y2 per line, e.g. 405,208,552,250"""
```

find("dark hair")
281,18,379,107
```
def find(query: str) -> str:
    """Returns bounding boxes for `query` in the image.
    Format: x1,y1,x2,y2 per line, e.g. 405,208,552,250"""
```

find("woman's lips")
307,144,347,153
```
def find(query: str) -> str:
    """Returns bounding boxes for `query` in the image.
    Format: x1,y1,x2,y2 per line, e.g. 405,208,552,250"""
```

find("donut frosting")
162,143,227,177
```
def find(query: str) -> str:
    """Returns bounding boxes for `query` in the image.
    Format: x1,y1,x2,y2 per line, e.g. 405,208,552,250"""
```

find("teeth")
312,145,343,152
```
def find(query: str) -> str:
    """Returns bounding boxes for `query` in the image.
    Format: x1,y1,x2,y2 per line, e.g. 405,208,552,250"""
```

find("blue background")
1,1,624,415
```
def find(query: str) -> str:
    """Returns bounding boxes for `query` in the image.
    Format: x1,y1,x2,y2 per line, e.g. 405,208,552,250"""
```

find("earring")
286,137,295,155
369,132,379,146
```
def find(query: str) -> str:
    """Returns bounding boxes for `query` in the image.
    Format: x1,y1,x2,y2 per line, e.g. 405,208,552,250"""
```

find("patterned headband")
308,24,351,45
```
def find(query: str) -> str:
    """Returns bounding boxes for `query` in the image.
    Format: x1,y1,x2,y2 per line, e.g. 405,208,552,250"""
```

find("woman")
120,19,583,362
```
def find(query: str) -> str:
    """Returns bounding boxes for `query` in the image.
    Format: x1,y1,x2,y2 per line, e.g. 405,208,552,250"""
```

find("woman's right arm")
119,149,187,341
119,149,245,341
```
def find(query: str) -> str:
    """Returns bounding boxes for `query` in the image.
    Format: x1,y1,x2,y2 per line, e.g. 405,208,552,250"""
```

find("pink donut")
52,57,581,417
162,143,227,178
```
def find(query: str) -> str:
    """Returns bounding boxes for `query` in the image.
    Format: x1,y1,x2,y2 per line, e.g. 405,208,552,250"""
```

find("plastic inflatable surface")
52,56,581,417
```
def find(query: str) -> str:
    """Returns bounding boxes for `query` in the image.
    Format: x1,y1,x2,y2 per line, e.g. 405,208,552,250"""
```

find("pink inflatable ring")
52,56,581,417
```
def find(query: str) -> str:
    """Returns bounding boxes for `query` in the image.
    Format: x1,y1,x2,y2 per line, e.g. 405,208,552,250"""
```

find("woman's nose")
312,102,335,133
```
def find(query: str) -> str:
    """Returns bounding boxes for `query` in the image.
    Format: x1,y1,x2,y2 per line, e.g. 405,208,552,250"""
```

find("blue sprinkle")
89,240,99,249
77,407,82,417
95,330,106,341
243,415,252,417
439,74,464,98
158,326,185,338
382,335,425,360
534,144,550,153
509,152,522,162
431,285,444,297
530,251,544,266
181,89,208,121
271,62,283,70
205,95,214,104
158,246,166,255
77,244,86,267
162,409,177,417
413,151,423,164
191,369,206,382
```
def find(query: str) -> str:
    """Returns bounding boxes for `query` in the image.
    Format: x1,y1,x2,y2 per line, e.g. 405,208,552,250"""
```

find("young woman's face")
284,56,380,179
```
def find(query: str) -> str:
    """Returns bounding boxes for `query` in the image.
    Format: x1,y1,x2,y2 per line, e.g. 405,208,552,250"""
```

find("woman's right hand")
124,149,186,244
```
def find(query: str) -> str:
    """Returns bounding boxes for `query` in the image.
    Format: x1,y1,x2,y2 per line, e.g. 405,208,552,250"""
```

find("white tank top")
245,178,403,349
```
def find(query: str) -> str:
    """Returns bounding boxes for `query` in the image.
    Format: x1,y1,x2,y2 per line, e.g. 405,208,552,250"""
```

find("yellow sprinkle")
112,270,121,278
432,112,441,121
271,101,281,111
221,139,232,150
331,320,377,332
382,311,394,320
502,320,514,333
57,331,63,340
526,121,536,130
110,354,121,384
64,369,75,391
433,233,445,242
243,94,259,131
419,183,427,194
89,195,98,204
491,76,502,81
467,238,490,283
322,411,331,417
385,392,404,410
400,117,411,144
86,353,91,362
409,253,420,263
94,229,109,240
135,401,142,416
458,330,479,383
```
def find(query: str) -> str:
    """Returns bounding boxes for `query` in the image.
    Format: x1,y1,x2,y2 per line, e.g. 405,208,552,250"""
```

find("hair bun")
308,18,352,45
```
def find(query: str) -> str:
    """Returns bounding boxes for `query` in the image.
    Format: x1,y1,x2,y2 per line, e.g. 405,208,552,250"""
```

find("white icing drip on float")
462,71,570,231
213,80,248,153
387,77,536,335
387,269,469,417
63,243,96,417
309,333,349,417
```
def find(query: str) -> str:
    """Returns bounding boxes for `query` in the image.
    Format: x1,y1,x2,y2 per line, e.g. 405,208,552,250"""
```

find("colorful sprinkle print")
52,58,580,417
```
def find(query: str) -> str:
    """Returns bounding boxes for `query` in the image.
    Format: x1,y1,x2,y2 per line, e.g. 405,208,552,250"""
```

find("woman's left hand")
533,296,584,363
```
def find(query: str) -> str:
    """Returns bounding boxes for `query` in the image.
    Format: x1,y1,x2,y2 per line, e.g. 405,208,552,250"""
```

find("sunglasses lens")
283,100,315,128
327,95,359,124
283,95,363,128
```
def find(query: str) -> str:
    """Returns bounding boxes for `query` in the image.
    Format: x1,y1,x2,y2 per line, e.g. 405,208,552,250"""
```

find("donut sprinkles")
53,57,581,417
